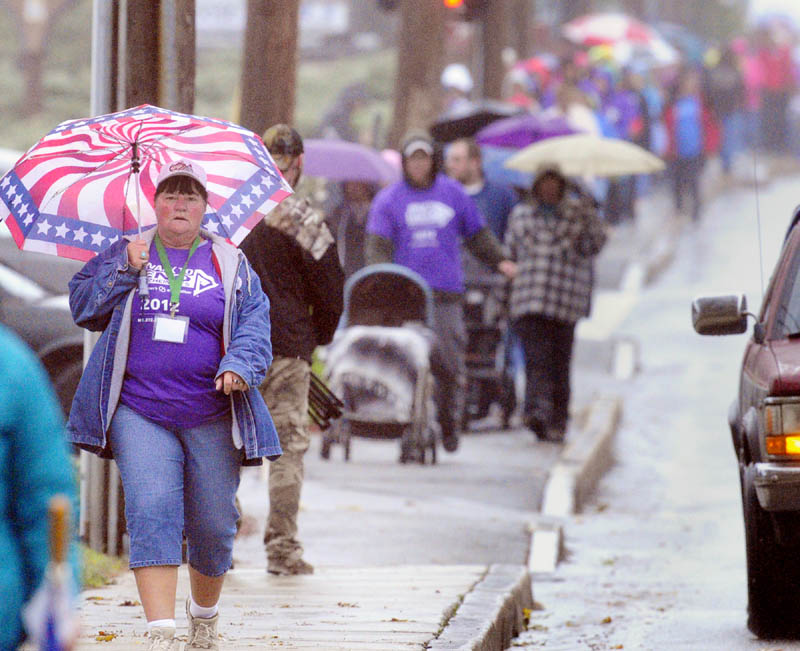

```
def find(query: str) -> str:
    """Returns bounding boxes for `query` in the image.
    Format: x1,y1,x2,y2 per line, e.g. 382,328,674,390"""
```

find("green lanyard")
154,233,202,317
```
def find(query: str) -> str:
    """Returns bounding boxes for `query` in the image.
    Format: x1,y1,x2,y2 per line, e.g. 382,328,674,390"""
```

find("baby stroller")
321,263,438,464
461,271,516,429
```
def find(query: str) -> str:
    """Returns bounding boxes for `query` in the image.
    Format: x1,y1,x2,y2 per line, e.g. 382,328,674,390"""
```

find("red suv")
693,223,800,638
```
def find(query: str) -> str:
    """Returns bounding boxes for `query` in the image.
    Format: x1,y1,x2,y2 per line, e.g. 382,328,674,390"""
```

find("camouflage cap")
263,124,304,172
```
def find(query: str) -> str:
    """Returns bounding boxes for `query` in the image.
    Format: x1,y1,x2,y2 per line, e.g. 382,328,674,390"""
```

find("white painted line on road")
529,528,561,574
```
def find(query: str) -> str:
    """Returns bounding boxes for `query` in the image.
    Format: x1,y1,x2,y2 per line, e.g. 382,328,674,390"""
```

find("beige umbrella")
504,133,665,177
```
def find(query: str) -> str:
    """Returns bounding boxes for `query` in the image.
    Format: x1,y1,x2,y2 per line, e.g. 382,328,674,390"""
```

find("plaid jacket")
504,196,607,324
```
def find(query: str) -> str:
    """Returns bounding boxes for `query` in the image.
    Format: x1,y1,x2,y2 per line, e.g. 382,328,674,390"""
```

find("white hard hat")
441,63,473,93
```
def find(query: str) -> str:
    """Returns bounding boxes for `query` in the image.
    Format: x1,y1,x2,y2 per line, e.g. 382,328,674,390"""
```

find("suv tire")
742,463,800,637
51,358,83,419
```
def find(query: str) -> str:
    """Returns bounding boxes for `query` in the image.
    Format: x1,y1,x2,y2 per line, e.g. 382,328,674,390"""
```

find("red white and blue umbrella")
0,104,292,261
563,12,678,65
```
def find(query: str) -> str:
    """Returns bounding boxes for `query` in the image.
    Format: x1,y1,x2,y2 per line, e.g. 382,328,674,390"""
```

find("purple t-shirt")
120,239,230,428
366,174,485,293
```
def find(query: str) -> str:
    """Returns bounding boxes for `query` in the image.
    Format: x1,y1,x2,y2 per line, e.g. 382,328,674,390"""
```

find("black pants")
671,155,704,221
513,313,575,432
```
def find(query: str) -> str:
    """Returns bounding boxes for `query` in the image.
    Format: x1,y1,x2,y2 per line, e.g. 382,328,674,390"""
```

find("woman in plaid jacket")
505,166,607,442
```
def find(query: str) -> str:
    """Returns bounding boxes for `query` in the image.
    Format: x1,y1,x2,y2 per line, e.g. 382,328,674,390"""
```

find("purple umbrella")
302,139,400,185
474,113,575,149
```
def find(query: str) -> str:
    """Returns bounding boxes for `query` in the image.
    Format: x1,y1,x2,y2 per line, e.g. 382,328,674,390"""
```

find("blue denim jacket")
66,229,282,464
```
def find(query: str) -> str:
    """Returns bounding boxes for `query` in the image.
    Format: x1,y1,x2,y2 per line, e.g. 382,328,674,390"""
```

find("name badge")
153,314,190,344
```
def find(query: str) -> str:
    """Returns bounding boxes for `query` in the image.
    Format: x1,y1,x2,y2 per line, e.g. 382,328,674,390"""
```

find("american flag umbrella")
0,104,292,262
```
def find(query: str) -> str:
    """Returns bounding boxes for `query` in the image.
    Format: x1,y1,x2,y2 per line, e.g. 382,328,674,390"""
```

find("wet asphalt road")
513,174,800,650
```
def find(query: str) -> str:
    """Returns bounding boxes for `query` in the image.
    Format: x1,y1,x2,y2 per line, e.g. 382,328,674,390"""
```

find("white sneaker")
185,598,220,650
147,626,179,651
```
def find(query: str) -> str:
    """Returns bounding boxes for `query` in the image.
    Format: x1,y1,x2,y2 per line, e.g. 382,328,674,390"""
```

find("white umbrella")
503,133,665,178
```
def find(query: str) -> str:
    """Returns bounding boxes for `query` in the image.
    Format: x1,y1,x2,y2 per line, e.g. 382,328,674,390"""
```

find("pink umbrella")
0,104,292,262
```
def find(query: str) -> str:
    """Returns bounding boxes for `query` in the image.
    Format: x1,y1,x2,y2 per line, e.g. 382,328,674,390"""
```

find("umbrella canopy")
654,21,708,63
430,100,522,143
504,133,665,178
474,113,574,149
480,145,534,190
0,104,292,262
564,12,678,65
302,139,400,185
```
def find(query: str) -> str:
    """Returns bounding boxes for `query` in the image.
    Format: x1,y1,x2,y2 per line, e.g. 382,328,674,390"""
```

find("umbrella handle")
138,268,149,296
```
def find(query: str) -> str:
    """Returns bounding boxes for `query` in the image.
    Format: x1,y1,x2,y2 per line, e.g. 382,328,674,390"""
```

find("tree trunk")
159,0,196,113
481,0,511,100
239,0,299,136
562,0,592,22
622,0,646,19
118,0,160,107
509,0,531,61
389,0,446,148
4,0,78,114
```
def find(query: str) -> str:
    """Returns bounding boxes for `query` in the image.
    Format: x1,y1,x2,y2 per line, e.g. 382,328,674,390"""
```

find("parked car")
0,225,83,417
692,222,800,638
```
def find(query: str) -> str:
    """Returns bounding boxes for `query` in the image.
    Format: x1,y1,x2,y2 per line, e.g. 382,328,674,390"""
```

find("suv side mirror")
692,294,749,335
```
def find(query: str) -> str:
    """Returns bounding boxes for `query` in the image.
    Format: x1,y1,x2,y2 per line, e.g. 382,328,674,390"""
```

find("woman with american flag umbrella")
0,104,293,651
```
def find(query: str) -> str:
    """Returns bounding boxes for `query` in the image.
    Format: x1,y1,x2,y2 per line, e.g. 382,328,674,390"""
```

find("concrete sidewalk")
65,185,681,651
75,564,531,650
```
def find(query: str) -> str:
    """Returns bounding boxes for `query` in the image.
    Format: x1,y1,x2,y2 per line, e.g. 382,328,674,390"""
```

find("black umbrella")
429,100,522,143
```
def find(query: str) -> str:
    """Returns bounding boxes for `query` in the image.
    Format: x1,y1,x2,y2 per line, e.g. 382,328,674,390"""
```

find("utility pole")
239,0,299,136
83,0,196,556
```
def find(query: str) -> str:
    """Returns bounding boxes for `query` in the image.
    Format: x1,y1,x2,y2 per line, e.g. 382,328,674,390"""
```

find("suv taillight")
764,400,800,456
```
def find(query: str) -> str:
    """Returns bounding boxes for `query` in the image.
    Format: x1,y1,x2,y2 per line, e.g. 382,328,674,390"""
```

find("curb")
430,564,534,650
528,395,622,574
642,212,682,285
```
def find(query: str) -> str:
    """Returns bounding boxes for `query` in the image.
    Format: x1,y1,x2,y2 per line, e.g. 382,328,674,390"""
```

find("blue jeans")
109,404,242,576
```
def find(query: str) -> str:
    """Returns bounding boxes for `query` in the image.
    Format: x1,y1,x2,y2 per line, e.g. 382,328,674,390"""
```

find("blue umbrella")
480,146,533,190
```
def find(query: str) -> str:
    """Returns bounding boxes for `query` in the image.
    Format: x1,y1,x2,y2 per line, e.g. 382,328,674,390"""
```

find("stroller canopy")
340,263,434,328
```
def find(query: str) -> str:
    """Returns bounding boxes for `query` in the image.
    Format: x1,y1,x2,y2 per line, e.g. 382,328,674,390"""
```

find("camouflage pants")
258,356,311,564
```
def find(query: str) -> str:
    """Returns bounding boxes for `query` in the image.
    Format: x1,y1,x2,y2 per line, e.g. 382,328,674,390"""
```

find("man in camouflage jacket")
240,125,344,575
504,165,607,443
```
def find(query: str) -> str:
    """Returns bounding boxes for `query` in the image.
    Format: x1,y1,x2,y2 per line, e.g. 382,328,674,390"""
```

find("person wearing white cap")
366,131,516,454
67,158,281,650
441,63,474,113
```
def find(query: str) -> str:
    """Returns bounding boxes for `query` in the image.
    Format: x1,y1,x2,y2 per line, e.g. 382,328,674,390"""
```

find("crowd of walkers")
7,14,800,651
490,25,797,221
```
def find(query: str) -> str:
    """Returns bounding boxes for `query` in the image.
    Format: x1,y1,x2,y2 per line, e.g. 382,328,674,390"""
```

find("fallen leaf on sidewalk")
601,616,613,624
119,599,140,606
337,601,359,607
95,631,117,642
